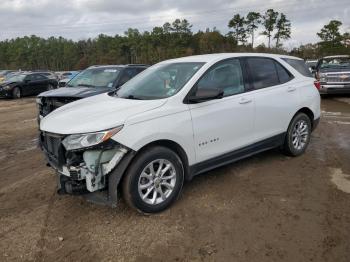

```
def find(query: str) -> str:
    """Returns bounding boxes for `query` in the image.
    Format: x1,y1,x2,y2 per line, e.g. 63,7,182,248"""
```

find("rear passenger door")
245,57,299,141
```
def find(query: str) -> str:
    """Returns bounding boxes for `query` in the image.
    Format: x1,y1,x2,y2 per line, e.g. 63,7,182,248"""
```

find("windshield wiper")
77,84,95,88
126,95,143,100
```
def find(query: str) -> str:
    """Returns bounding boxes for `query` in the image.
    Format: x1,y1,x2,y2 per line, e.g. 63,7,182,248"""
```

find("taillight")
314,80,321,90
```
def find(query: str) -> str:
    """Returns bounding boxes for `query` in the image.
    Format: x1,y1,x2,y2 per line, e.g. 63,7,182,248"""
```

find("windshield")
7,74,25,82
116,62,204,100
67,67,121,88
319,57,350,69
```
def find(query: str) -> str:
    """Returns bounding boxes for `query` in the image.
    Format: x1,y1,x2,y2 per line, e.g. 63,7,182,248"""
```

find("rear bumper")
319,84,350,94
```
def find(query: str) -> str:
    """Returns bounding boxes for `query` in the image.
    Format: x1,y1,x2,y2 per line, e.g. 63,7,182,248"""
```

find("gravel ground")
0,96,349,262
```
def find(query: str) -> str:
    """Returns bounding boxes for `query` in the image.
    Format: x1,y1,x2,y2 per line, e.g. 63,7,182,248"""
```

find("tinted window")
196,59,244,97
34,74,47,80
275,62,293,84
282,58,312,77
247,58,279,89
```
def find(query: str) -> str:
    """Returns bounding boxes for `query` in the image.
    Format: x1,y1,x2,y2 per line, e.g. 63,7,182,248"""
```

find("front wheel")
122,146,184,214
12,87,21,99
283,113,312,156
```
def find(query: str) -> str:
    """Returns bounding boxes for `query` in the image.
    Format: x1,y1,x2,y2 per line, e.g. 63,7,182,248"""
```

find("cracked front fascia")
59,146,128,192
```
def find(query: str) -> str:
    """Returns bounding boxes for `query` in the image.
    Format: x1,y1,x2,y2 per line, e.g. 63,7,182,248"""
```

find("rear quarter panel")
297,77,321,120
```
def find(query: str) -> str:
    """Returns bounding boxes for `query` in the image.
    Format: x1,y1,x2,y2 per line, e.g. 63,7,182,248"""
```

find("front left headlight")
62,126,123,151
319,73,326,82
3,85,11,90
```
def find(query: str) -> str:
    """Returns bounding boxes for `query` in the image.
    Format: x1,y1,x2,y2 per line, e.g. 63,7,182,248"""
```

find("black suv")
36,64,148,119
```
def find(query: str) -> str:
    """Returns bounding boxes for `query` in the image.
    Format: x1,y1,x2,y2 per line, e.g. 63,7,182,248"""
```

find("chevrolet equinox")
39,53,321,213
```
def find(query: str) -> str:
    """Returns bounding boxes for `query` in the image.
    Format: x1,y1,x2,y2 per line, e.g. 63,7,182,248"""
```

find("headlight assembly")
62,126,123,151
3,85,11,90
319,73,326,82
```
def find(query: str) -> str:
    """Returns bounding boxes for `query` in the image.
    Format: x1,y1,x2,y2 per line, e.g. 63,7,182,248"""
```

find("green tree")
317,20,343,47
261,9,279,48
246,12,261,47
228,14,247,45
274,13,291,48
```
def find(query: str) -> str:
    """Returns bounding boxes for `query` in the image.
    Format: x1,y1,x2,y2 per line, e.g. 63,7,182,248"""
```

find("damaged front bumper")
39,132,135,207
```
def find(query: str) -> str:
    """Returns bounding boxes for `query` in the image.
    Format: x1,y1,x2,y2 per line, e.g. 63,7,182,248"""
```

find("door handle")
287,87,296,92
239,97,252,104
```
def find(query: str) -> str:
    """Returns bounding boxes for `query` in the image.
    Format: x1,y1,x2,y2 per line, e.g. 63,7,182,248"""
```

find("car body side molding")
189,133,286,179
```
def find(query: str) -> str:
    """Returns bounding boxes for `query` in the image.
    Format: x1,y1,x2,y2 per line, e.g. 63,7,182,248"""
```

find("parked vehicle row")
38,53,321,213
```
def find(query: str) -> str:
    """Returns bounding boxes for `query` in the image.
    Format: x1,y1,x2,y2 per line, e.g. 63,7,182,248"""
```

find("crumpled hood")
40,93,167,134
38,87,112,98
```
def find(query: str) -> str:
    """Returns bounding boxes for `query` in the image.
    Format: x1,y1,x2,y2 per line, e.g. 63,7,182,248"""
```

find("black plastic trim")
189,133,286,178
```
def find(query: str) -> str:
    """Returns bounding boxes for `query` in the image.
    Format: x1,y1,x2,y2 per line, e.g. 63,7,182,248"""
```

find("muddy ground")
0,96,349,262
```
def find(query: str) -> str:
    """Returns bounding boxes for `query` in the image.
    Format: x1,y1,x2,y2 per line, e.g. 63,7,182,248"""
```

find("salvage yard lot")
0,97,350,262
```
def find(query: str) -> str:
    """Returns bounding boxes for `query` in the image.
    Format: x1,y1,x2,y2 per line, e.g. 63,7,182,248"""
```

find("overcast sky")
1,0,349,48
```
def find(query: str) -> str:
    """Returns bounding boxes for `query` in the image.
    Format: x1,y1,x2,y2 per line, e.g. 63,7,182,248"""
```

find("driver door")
188,58,255,163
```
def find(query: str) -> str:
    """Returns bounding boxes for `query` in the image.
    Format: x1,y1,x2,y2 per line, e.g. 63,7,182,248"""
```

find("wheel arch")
135,139,190,180
293,107,315,128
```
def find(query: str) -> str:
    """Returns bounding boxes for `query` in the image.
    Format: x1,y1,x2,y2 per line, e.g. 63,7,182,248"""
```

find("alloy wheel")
138,159,176,205
292,119,309,151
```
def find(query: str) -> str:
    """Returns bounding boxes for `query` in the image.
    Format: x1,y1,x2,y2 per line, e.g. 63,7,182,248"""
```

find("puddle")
330,168,350,194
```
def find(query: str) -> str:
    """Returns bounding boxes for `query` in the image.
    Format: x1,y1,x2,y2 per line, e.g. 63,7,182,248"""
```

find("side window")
196,59,245,97
275,61,293,84
34,74,46,80
25,74,34,81
247,58,279,89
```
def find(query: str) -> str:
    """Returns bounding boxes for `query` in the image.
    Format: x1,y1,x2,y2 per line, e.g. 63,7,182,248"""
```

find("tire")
12,87,21,99
47,84,54,91
283,113,312,156
122,146,184,214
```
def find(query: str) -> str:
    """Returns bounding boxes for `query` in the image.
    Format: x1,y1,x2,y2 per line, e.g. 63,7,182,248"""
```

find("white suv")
39,53,321,213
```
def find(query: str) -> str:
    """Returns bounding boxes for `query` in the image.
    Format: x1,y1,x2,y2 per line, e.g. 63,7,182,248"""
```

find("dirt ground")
0,96,349,262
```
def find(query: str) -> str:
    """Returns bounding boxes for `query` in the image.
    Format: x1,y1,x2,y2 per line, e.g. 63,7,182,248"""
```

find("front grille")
326,73,350,83
41,132,65,168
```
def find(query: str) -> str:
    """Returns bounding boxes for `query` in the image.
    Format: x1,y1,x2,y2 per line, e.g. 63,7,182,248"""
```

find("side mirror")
188,88,224,103
24,79,30,83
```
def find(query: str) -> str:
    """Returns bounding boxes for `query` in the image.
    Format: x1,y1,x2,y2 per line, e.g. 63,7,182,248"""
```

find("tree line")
0,9,348,71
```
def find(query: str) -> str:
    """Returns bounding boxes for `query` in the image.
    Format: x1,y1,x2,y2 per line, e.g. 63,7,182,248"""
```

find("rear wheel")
12,87,21,99
122,146,184,214
283,113,311,156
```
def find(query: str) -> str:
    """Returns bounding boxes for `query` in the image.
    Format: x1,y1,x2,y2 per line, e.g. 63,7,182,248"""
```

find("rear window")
282,58,312,77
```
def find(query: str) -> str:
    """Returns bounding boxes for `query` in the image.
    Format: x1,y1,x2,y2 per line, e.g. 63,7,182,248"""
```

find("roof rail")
126,64,149,67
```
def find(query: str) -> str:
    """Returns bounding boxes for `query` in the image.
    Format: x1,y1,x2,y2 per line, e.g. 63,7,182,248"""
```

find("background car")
0,72,58,99
305,59,318,73
58,71,80,87
314,55,350,94
37,64,148,119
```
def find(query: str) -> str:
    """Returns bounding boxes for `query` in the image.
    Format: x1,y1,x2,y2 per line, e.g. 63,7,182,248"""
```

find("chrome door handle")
287,87,296,92
239,97,252,104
